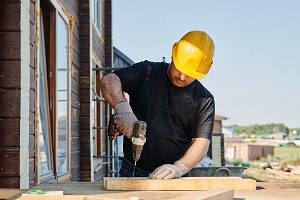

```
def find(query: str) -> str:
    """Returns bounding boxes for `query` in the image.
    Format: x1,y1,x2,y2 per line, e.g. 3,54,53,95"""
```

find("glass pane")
57,70,67,90
39,14,53,176
56,14,69,174
57,16,68,70
57,90,67,101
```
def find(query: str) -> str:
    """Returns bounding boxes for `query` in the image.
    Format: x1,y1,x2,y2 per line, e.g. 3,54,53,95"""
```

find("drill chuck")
131,121,147,162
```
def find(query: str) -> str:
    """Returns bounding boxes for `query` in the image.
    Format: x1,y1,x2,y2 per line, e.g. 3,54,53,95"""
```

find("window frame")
55,10,71,177
37,0,71,184
38,9,55,182
92,0,103,35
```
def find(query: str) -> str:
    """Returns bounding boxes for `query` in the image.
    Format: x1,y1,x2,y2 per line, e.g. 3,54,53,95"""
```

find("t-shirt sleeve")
190,96,215,139
113,61,148,96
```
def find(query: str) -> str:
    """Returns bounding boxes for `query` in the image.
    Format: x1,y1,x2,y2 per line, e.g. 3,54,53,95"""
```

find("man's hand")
114,101,138,139
149,161,189,179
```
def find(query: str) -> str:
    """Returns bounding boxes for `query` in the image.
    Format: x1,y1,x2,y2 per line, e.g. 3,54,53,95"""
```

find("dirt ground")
244,165,300,183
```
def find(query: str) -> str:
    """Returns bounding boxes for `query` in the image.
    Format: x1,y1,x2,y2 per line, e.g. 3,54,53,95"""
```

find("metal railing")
92,66,121,177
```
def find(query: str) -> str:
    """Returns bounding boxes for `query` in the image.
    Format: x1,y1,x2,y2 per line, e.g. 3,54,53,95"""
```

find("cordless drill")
108,115,147,176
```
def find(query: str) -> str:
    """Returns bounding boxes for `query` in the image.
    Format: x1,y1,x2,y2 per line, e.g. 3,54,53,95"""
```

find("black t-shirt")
114,60,215,172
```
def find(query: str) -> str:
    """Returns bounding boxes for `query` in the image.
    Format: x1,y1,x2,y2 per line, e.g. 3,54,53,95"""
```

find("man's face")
167,62,196,87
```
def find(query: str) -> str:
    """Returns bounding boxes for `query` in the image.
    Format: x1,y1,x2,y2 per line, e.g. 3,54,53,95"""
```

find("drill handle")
107,114,123,141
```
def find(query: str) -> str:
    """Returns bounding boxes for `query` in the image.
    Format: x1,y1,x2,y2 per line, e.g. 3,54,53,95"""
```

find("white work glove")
114,101,138,139
149,161,189,180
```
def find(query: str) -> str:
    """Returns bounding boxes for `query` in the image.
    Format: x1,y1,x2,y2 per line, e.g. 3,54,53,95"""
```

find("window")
93,0,103,33
39,13,54,177
38,1,70,182
56,13,70,175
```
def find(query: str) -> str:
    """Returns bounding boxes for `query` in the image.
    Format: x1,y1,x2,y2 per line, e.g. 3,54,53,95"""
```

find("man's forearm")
100,73,126,108
178,138,210,170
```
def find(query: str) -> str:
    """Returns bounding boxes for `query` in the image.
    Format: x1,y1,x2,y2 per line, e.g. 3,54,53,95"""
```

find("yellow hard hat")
172,31,215,80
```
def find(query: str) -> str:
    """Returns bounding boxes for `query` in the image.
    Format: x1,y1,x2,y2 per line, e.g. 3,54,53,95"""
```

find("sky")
112,0,300,128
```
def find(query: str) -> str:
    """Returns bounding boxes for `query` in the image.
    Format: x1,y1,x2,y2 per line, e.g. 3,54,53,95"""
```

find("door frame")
36,0,71,185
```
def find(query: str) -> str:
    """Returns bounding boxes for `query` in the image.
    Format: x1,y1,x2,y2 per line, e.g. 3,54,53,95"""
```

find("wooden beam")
0,189,25,200
16,189,234,200
103,177,256,191
87,189,234,200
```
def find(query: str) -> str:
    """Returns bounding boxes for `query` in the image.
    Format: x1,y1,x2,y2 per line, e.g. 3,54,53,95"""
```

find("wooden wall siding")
29,0,36,187
92,27,105,62
91,0,112,181
92,27,104,176
104,0,112,69
0,0,21,189
58,0,81,182
79,0,92,181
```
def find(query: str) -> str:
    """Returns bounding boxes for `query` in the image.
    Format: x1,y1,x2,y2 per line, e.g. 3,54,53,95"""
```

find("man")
100,31,215,179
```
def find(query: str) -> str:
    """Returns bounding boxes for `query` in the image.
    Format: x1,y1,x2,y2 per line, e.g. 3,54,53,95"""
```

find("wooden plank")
87,189,234,200
80,103,90,117
0,61,21,89
79,117,90,130
71,122,80,137
30,66,35,90
29,0,35,24
104,0,112,69
71,77,80,95
71,63,80,81
80,130,90,143
72,36,80,60
72,49,80,69
29,135,35,158
29,90,35,113
71,92,80,109
80,49,90,62
29,112,35,134
0,89,20,118
18,196,86,200
0,2,20,31
29,158,34,180
13,189,233,200
0,119,20,146
79,89,90,103
0,32,20,61
0,150,20,176
30,21,35,46
80,170,91,181
79,63,90,76
0,188,24,200
79,76,90,90
71,107,80,123
103,177,256,191
79,143,90,157
71,136,80,152
71,151,80,167
80,157,91,170
71,164,80,181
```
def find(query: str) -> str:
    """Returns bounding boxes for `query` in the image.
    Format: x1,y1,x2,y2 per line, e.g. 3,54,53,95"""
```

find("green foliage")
226,123,290,136
274,146,300,163
232,160,243,166
257,156,268,162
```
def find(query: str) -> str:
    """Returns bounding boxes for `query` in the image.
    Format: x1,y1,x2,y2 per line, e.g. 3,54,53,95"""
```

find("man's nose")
179,73,186,81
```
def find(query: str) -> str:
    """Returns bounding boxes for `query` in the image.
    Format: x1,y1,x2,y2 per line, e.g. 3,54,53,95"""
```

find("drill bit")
132,161,137,178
